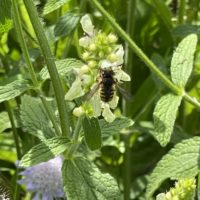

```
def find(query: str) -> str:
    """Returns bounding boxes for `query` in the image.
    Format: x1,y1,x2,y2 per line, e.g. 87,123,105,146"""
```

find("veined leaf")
146,137,200,197
153,93,182,146
43,0,70,15
172,25,200,38
0,79,29,103
0,0,13,33
19,137,70,167
54,11,81,38
99,117,134,138
171,34,197,88
62,157,121,200
82,116,101,150
39,58,84,80
0,112,10,133
20,95,56,140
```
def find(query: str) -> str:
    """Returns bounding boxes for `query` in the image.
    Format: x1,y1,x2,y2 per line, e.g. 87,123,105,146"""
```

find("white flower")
18,156,65,200
80,14,94,36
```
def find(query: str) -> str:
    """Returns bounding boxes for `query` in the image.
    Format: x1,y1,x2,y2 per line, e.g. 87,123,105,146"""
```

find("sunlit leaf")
39,58,84,80
153,93,182,146
171,34,197,88
19,137,70,167
62,157,121,200
0,79,29,103
146,137,200,197
54,11,81,38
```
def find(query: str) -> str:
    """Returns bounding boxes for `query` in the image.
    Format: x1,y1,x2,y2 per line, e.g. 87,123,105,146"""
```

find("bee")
84,67,131,102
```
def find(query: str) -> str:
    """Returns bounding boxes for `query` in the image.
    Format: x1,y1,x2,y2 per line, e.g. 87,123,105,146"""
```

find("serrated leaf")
54,11,81,38
82,117,101,150
0,79,29,103
153,94,182,146
20,95,56,140
20,137,70,167
43,0,70,15
99,117,134,138
146,137,200,197
62,157,121,200
171,34,197,87
0,112,10,133
39,58,84,80
0,0,13,33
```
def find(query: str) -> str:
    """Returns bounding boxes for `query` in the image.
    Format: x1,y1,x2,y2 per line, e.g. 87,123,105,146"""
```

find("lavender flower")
18,156,65,200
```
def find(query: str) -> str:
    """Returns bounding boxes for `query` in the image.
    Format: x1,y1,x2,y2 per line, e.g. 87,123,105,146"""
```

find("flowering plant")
65,14,130,122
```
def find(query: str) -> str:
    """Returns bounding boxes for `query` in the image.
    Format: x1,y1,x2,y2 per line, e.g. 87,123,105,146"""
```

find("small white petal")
100,60,112,69
102,103,115,123
80,14,94,36
114,69,131,82
109,94,119,109
114,45,124,66
90,92,101,117
65,77,85,100
79,36,91,47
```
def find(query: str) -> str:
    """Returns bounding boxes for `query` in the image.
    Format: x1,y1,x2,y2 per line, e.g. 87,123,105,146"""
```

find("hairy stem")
22,0,70,136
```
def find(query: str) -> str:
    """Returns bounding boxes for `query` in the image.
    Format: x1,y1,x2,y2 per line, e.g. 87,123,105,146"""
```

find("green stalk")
22,0,70,136
90,0,200,109
4,101,21,200
12,0,61,136
178,0,186,25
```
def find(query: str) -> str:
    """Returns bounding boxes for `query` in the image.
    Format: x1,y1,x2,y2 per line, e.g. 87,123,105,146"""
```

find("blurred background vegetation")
0,0,200,199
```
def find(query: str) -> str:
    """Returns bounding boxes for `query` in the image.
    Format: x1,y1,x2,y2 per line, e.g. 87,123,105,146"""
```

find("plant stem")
178,0,186,24
22,0,70,136
90,0,200,109
12,0,62,137
4,101,21,200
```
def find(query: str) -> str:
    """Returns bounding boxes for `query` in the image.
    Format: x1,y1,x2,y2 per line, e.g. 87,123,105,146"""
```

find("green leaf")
19,137,70,167
99,117,134,138
153,93,182,146
146,137,200,197
54,11,81,38
170,34,198,88
0,112,10,133
43,0,70,15
20,95,56,140
62,157,121,200
82,116,102,150
0,79,29,103
172,25,200,38
39,58,84,80
0,0,13,33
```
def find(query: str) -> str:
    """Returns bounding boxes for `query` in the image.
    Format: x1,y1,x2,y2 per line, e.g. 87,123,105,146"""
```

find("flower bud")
73,107,85,117
88,60,97,68
80,65,90,74
107,53,117,62
88,43,97,51
82,51,90,60
108,33,117,43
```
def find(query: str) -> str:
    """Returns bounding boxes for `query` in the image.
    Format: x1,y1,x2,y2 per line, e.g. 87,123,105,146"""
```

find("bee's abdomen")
100,85,115,102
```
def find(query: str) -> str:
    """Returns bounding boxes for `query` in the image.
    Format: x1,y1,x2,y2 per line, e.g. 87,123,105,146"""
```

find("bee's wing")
116,84,133,102
82,83,100,101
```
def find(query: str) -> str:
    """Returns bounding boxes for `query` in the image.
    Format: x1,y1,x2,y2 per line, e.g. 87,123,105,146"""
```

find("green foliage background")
0,0,200,199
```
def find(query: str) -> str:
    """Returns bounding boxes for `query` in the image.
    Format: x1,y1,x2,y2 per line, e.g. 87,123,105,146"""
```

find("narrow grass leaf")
153,93,182,146
20,95,56,140
54,11,81,38
62,157,121,200
43,0,70,15
171,34,197,88
146,137,200,197
39,58,84,80
0,79,29,103
19,137,70,167
0,0,13,33
82,116,102,150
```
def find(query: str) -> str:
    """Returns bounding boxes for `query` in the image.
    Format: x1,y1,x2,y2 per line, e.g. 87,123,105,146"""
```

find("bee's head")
101,68,114,78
